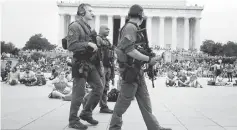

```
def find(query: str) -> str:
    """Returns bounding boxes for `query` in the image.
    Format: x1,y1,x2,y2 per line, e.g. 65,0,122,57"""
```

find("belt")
73,52,93,61
118,62,132,68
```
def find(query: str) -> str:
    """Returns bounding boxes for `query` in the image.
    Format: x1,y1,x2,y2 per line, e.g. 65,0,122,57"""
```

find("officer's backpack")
107,88,120,102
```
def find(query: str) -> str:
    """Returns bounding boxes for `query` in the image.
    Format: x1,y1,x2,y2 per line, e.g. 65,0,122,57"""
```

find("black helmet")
128,4,144,19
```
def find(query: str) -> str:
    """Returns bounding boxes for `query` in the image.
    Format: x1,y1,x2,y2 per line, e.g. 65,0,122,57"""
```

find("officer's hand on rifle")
88,42,98,52
149,56,162,66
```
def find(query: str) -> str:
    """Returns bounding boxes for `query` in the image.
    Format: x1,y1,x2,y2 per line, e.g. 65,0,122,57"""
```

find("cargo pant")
109,71,160,130
83,67,111,109
100,67,111,108
69,63,103,124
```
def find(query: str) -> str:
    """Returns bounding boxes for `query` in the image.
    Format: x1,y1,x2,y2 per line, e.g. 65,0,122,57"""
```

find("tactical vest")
98,35,114,67
116,21,145,68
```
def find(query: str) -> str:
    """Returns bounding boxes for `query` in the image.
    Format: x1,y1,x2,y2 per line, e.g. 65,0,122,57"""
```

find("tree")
23,34,56,51
223,41,237,57
1,41,19,54
200,40,215,56
212,42,223,56
11,48,21,55
201,40,237,57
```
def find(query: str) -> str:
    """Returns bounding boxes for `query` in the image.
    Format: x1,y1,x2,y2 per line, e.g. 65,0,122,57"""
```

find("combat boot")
100,107,113,114
69,121,88,130
79,115,98,125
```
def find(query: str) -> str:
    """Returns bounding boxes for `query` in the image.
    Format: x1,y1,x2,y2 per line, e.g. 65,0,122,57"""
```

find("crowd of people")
2,51,237,88
1,55,72,87
2,3,237,130
161,59,237,87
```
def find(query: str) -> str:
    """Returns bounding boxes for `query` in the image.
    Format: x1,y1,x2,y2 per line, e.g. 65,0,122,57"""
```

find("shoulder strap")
75,20,91,35
119,21,138,39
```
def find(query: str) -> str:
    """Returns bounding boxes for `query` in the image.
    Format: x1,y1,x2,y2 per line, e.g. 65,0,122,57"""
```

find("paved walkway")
1,77,237,130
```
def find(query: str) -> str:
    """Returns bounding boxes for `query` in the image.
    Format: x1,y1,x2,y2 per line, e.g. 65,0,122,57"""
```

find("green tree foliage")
200,40,215,55
212,42,223,56
23,34,56,51
1,41,20,55
223,41,237,57
200,40,237,57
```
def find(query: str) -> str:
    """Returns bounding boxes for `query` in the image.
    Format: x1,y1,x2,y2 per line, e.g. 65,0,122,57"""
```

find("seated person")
65,71,72,82
35,69,46,86
48,72,72,99
1,63,11,81
19,67,37,86
166,71,177,87
7,67,20,85
215,76,230,86
233,80,237,86
188,73,203,88
177,72,189,87
1,67,7,81
49,69,59,80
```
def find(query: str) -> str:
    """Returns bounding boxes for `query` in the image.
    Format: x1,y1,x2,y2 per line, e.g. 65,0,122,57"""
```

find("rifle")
110,45,116,86
137,28,157,88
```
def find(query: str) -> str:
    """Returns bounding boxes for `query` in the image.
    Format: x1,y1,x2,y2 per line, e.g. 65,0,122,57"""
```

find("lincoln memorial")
57,0,203,50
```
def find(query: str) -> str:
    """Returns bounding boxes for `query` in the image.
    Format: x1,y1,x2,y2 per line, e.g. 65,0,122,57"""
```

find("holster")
72,60,90,79
121,63,140,83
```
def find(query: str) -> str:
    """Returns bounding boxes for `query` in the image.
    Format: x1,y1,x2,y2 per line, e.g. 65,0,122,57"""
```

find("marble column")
70,14,75,23
195,17,201,51
95,14,100,33
64,15,70,36
184,17,190,50
159,16,165,49
108,15,114,44
120,15,126,29
58,14,65,46
146,16,152,46
172,17,177,50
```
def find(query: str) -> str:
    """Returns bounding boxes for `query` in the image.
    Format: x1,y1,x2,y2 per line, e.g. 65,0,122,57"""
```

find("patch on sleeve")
68,29,74,36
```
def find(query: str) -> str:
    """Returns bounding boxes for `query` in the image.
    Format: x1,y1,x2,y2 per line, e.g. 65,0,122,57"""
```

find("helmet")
128,4,144,19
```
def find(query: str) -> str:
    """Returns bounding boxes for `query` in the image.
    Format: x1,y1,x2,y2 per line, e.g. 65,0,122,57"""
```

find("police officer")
67,3,103,130
109,4,172,130
82,25,114,114
97,25,114,113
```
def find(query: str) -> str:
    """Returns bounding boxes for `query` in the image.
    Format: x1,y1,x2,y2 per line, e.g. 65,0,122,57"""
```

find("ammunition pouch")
103,48,114,67
119,62,140,83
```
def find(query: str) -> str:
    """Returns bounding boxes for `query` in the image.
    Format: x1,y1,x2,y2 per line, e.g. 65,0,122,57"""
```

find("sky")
0,0,237,48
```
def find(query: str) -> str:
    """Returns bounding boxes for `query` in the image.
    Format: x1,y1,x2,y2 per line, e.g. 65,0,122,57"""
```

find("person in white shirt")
188,73,203,88
19,67,37,86
48,72,72,99
166,71,177,87
7,67,20,85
